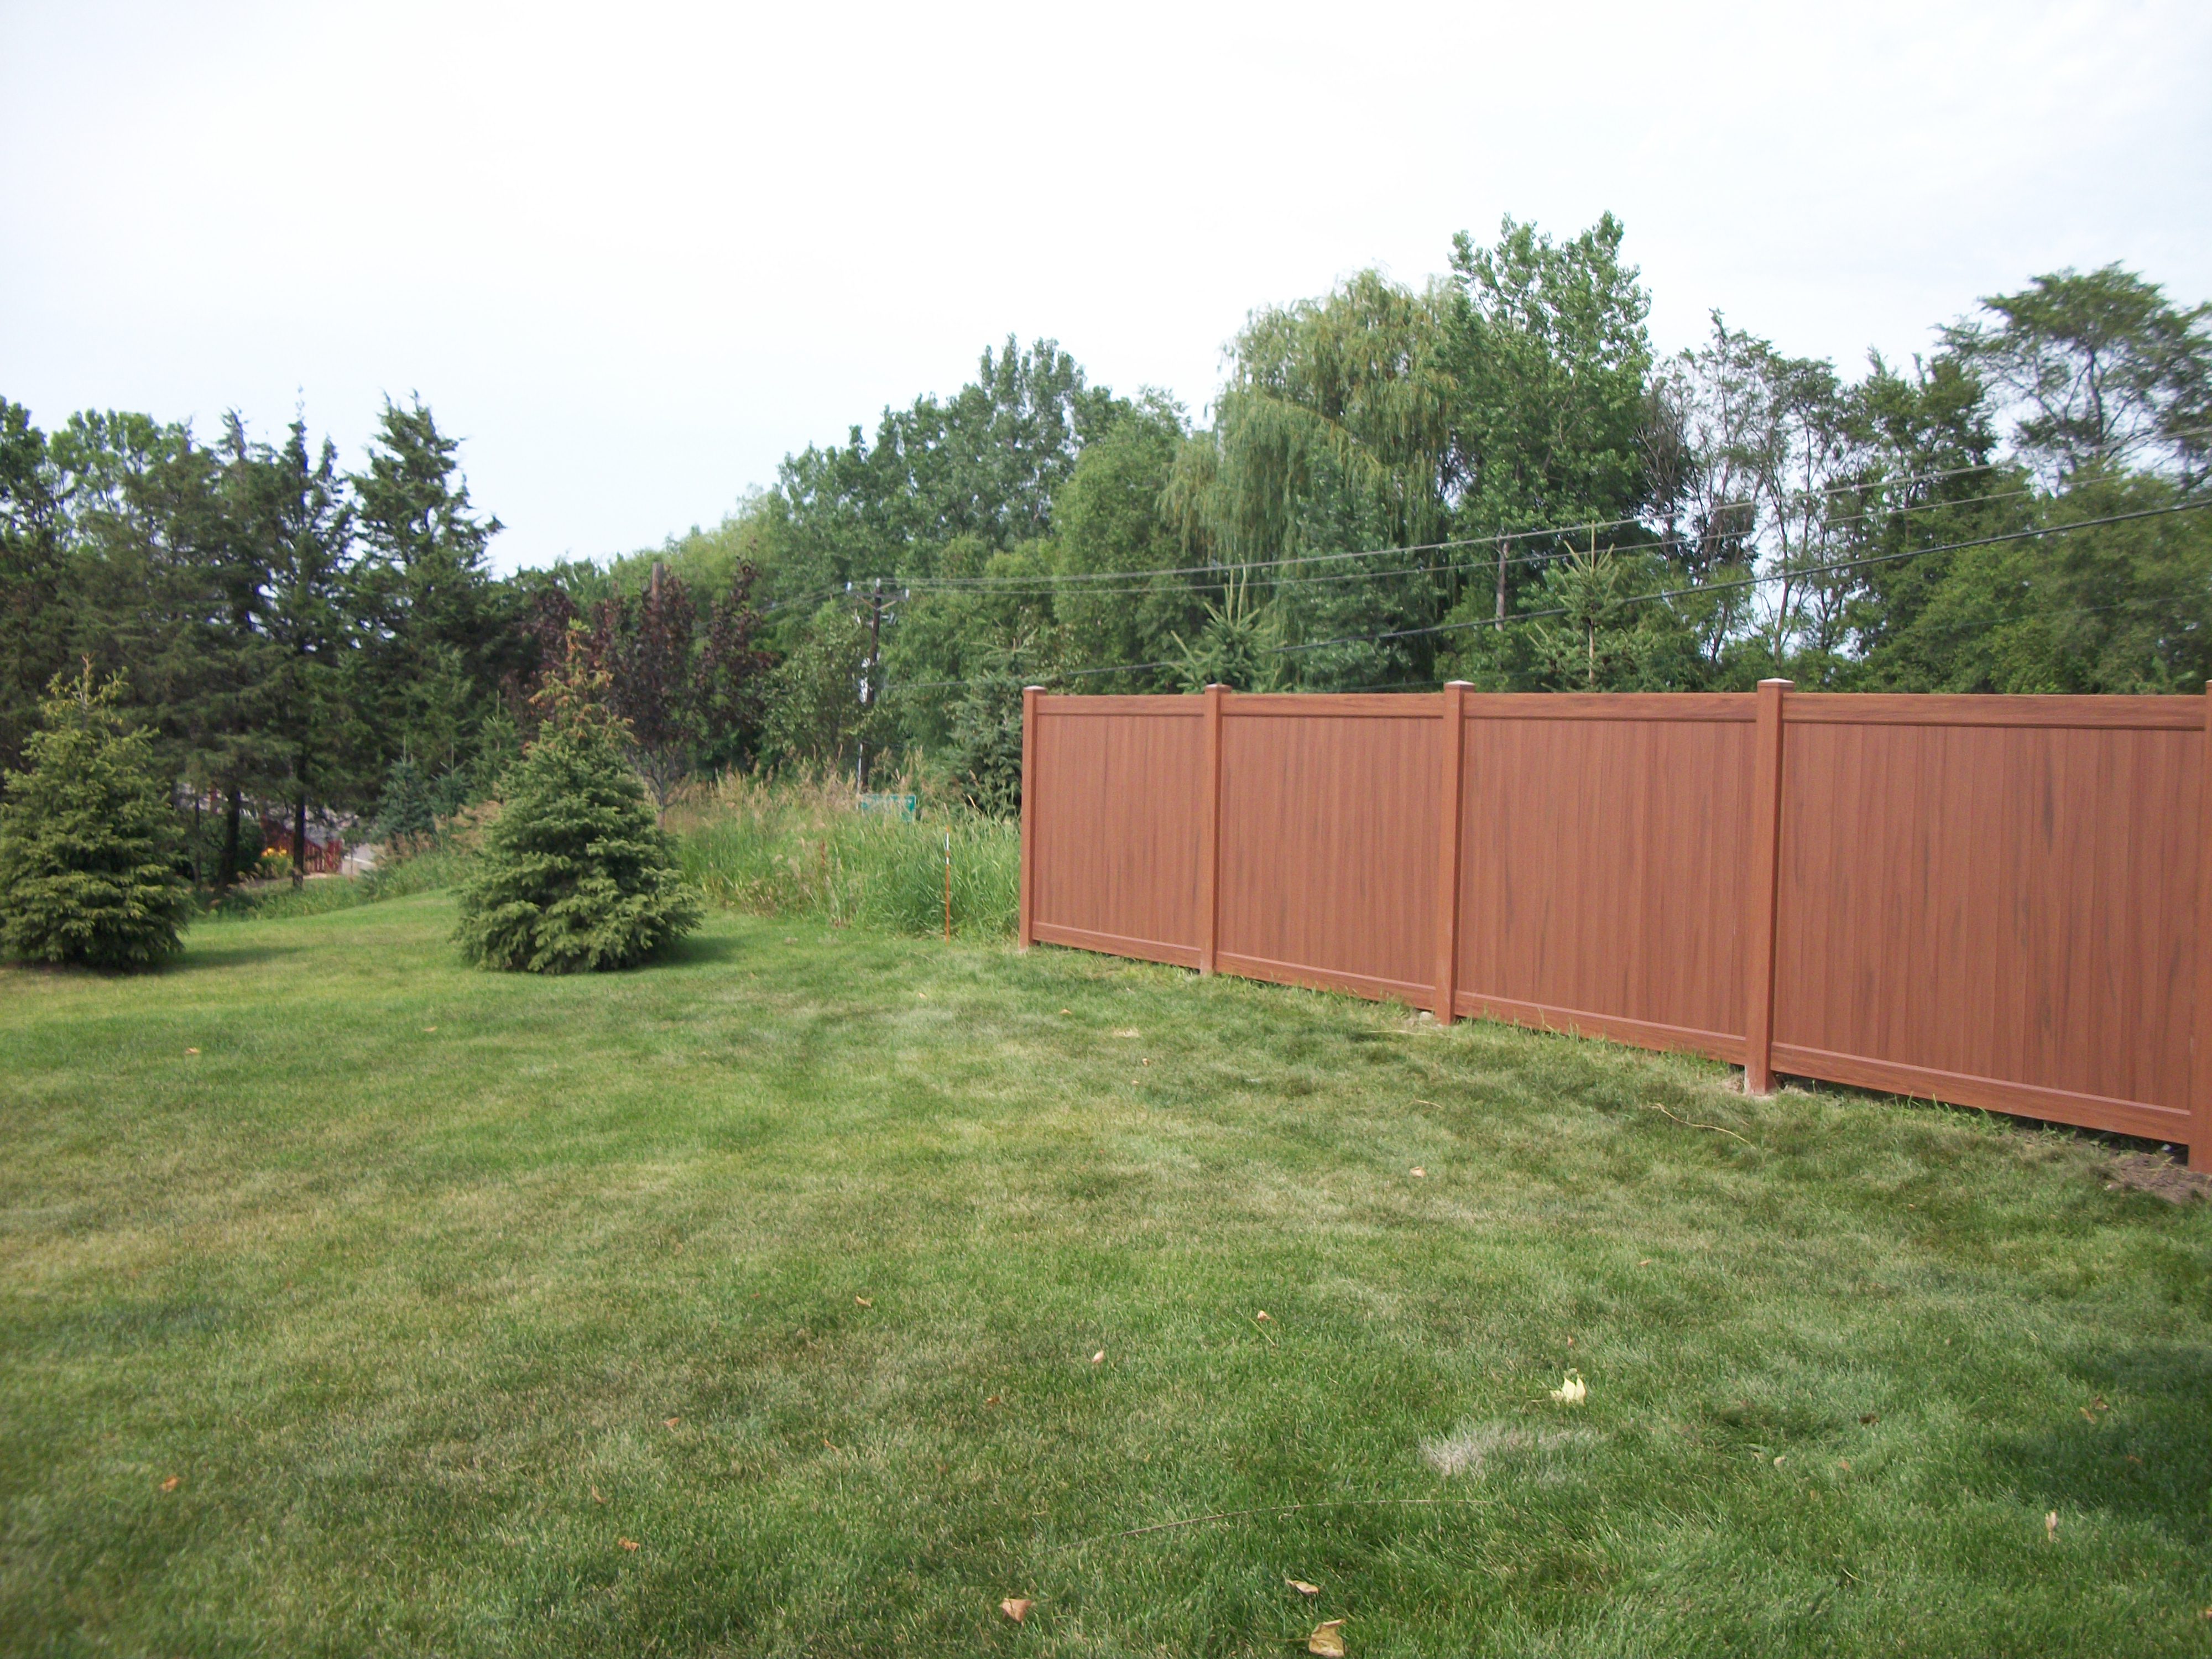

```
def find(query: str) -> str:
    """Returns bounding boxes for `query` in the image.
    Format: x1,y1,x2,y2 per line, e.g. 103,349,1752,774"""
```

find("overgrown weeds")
670,769,1018,938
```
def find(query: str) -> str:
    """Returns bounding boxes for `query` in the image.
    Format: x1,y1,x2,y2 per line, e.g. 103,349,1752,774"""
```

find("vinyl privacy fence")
1018,683,2212,1171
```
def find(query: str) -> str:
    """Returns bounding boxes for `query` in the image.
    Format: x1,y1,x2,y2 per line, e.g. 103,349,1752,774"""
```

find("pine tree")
453,647,698,973
0,662,192,969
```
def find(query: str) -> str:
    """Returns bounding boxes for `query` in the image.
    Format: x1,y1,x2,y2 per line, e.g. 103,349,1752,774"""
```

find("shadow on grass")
663,930,745,968
178,937,312,972
1979,1340,2212,1543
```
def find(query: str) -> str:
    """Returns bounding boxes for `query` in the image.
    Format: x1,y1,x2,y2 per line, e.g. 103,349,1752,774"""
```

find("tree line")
0,398,769,883
3,215,2208,847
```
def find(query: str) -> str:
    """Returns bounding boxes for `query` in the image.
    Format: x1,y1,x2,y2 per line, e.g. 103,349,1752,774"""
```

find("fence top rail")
1784,692,2206,731
1223,692,1443,719
1457,692,1756,723
1031,688,2208,731
1033,694,1206,717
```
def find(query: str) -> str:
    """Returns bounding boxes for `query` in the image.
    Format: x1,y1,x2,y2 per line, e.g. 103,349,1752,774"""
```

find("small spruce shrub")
0,664,193,969
454,657,698,973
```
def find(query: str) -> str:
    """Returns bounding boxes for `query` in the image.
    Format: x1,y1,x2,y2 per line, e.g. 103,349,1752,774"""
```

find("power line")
754,422,2212,618
1269,501,2212,655
878,500,2211,691
881,480,2046,604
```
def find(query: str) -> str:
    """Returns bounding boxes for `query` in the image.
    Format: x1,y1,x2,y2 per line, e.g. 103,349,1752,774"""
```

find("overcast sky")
4,0,2207,572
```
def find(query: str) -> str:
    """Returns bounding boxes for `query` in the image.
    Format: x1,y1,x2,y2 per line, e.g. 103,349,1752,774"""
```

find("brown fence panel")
1770,695,2205,1144
1020,684,2212,1167
1026,695,1208,967
1214,694,1441,1004
1452,695,1756,1061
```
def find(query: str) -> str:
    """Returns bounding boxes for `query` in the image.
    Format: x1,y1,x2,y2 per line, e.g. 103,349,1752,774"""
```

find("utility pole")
856,578,885,794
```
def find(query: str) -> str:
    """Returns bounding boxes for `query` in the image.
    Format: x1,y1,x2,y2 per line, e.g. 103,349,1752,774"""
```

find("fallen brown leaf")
1000,1597,1032,1623
159,1474,181,1493
591,1485,606,1504
619,1538,640,1552
1308,1618,1347,1656
1286,1578,1321,1597
2046,1511,2058,1542
1091,1350,1105,1365
984,1395,1002,1406
2081,1407,2097,1423
664,1417,680,1428
1860,1413,1878,1425
855,1296,872,1307
184,1048,200,1056
1637,1258,1652,1266
1837,1459,1850,1472
1059,1008,1071,1015
1255,1311,1272,1324
1410,1168,1426,1178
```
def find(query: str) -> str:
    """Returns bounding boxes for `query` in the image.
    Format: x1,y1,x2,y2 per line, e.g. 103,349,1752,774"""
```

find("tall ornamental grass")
672,771,1019,939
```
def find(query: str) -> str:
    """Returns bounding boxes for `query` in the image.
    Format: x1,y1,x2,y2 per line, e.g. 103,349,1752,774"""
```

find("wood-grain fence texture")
1019,682,2212,1170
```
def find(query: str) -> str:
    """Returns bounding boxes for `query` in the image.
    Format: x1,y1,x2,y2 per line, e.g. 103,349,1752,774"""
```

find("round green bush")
454,676,698,973
0,665,192,970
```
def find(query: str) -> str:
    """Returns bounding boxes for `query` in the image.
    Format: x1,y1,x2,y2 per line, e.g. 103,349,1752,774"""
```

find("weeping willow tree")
1164,221,1661,692
1165,270,1460,688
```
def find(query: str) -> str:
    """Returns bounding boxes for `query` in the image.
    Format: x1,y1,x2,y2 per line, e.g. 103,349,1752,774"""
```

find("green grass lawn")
3,897,2209,1657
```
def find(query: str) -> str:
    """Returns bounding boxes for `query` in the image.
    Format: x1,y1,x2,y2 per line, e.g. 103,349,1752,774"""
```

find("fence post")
1198,683,1226,975
2193,684,2212,1173
1433,682,1470,1023
1018,685,1042,951
1744,677,1792,1094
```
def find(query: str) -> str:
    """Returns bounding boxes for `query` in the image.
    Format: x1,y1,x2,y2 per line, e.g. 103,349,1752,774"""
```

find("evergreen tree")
454,647,697,973
0,400,71,774
0,663,192,969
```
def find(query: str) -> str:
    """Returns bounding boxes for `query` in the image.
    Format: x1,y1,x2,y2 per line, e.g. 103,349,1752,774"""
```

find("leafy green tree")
0,663,192,968
1051,396,1203,687
773,337,1127,608
454,651,698,973
761,601,877,772
1942,265,2211,488
1449,214,1654,620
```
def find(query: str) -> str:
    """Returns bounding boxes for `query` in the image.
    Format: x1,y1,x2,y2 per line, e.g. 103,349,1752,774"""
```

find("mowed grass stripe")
1,894,2207,1656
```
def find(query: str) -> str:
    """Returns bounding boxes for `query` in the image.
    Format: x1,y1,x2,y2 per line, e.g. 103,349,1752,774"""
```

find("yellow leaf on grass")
159,1475,181,1492
664,1417,680,1428
1000,1597,1032,1623
619,1538,640,1551
1286,1578,1321,1597
1550,1370,1587,1405
1308,1618,1347,1656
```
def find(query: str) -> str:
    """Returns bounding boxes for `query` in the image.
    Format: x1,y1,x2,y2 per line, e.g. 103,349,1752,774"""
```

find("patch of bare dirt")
2104,1152,2211,1204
